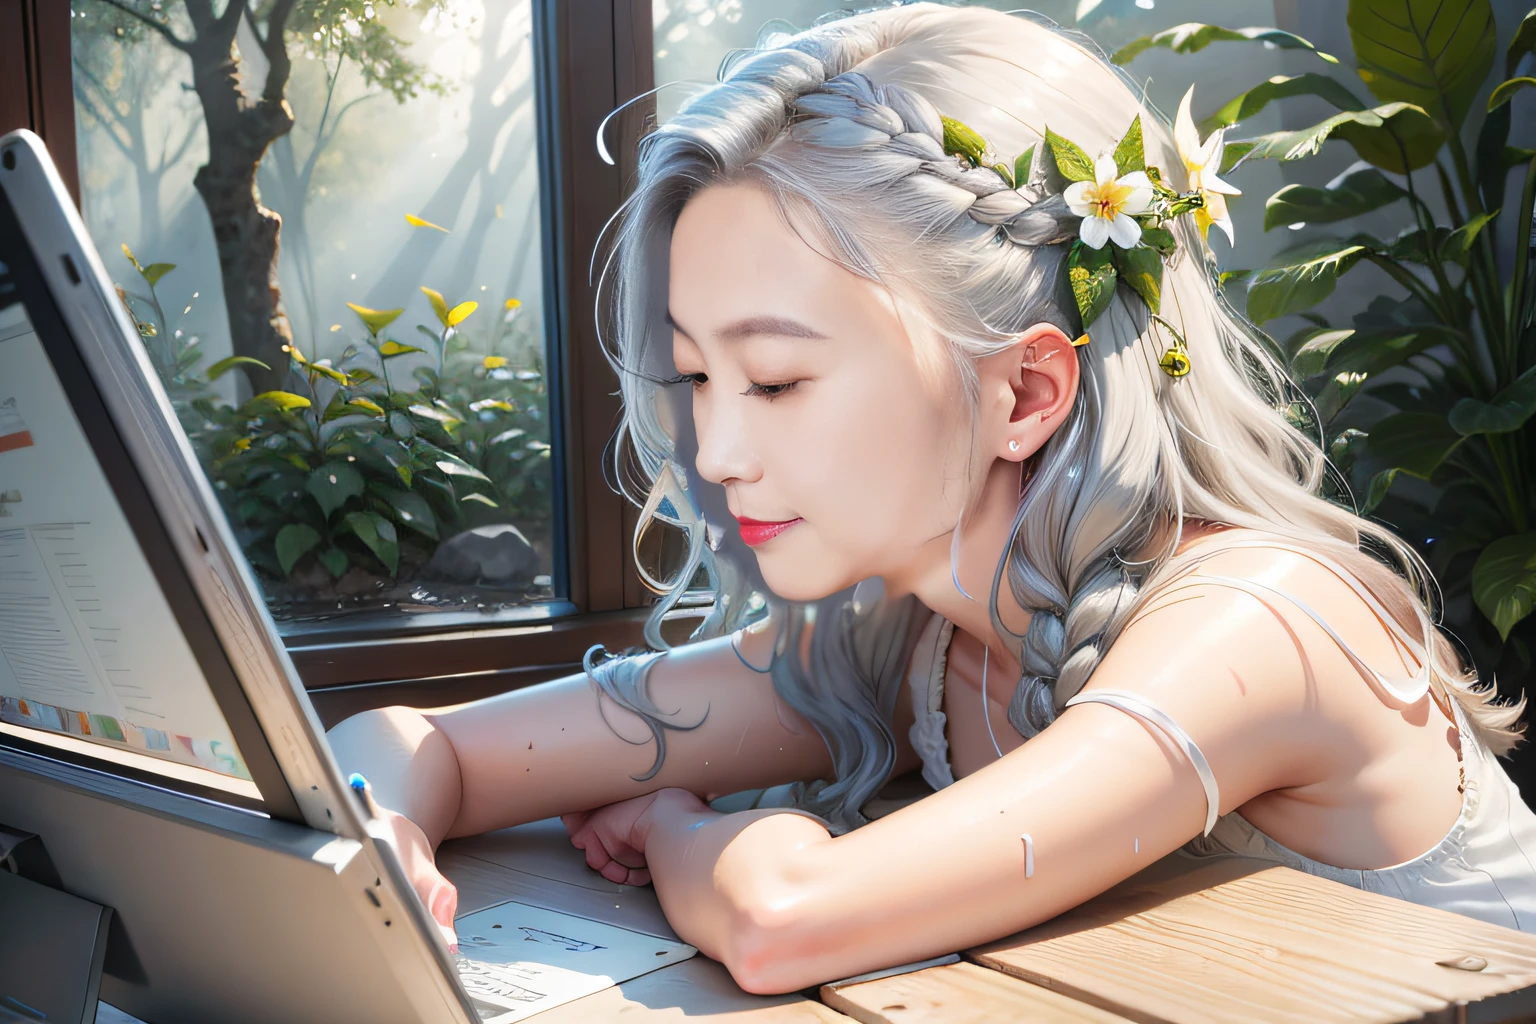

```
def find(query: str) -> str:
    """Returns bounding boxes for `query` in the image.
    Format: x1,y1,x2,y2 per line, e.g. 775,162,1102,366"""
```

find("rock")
424,524,539,586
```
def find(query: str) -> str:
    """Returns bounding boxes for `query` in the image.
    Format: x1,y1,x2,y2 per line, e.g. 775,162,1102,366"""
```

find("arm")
324,615,848,847
629,582,1321,993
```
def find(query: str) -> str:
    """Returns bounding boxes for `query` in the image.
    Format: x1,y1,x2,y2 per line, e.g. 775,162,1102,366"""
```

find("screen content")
0,295,252,787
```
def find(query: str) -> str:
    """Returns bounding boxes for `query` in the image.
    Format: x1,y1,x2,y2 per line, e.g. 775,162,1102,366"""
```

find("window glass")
69,0,555,629
652,0,1306,288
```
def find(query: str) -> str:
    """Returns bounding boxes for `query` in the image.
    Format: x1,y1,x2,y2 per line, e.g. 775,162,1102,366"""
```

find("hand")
562,788,708,886
376,805,461,953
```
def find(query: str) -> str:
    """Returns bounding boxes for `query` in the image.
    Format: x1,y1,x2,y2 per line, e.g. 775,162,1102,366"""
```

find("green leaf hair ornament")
938,88,1243,378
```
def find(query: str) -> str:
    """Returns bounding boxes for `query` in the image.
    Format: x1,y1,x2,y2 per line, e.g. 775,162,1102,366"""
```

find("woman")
327,3,1535,994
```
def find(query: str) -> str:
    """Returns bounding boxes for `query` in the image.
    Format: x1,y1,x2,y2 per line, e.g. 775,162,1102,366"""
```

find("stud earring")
1008,440,1021,452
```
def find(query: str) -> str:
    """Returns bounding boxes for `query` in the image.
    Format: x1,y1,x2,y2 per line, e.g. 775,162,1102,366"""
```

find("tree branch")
92,0,190,51
158,117,201,172
70,72,136,159
260,0,298,103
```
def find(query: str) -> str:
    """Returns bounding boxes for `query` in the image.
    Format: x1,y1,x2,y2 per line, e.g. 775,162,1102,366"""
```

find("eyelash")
662,373,801,401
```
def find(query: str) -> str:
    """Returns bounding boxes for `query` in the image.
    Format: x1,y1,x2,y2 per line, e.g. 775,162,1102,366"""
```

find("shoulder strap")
1063,688,1221,837
1158,538,1432,708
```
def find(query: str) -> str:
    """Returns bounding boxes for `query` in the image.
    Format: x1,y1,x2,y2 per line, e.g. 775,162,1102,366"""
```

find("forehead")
668,184,851,315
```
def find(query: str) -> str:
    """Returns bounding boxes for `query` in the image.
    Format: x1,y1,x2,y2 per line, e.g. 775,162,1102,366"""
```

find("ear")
989,323,1080,461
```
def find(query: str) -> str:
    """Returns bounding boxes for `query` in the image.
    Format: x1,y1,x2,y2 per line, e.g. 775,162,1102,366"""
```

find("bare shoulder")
1080,529,1423,796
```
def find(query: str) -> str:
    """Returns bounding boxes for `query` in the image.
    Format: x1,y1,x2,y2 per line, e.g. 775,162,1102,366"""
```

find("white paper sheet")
453,901,696,1022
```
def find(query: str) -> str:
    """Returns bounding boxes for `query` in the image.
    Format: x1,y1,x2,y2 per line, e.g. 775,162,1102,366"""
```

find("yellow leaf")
120,243,142,271
421,287,449,327
346,302,404,335
405,213,449,233
329,324,341,332
482,356,508,369
233,437,251,452
347,397,385,416
504,298,521,310
378,340,425,358
282,343,309,365
447,300,478,326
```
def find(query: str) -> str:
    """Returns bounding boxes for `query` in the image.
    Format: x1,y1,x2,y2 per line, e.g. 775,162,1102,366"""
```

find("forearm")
326,705,464,848
641,790,832,971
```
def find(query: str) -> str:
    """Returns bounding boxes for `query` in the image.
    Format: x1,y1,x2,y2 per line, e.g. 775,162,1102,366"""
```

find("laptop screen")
0,279,258,798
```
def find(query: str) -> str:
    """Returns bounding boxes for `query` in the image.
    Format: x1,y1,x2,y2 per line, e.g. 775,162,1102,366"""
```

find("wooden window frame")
1,0,682,721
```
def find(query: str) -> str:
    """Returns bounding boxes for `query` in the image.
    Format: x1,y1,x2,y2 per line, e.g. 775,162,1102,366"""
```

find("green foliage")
1119,0,1536,663
117,255,552,596
1110,24,1338,65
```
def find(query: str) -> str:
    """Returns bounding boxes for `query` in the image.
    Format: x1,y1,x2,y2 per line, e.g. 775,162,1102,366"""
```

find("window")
68,0,560,630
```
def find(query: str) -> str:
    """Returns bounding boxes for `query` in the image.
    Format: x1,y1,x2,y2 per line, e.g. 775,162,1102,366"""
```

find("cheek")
781,368,961,547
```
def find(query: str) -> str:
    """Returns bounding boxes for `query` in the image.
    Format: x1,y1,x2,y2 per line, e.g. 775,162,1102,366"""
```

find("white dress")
904,548,1536,933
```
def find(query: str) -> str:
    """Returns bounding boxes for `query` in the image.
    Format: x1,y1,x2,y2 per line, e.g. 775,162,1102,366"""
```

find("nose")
692,389,762,487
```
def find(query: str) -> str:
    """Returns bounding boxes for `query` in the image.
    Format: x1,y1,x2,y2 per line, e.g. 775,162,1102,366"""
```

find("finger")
599,860,631,884
624,867,651,887
427,880,460,954
560,812,590,836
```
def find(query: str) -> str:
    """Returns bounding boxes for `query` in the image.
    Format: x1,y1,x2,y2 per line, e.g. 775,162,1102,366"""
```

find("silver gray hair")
584,2,1521,834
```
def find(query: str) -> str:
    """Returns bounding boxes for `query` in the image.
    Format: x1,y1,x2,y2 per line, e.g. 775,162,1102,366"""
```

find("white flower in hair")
1173,86,1242,246
1062,154,1154,250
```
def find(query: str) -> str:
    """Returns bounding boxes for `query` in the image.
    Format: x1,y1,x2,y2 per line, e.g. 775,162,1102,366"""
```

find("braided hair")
587,3,1520,833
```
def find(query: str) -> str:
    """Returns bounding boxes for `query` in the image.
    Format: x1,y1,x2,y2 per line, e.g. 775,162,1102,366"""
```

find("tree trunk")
187,36,295,395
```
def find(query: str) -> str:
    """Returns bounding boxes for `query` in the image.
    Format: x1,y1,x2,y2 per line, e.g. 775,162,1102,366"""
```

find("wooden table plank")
822,961,1134,1023
532,957,855,1023
969,853,1536,1024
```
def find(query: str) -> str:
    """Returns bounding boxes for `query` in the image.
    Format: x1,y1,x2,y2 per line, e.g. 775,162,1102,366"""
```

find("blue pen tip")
348,772,367,790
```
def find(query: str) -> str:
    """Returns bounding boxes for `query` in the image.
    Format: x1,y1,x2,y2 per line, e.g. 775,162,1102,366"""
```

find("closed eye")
742,380,800,400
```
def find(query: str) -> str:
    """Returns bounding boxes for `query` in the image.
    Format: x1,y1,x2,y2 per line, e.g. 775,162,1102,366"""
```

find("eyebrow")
666,310,829,343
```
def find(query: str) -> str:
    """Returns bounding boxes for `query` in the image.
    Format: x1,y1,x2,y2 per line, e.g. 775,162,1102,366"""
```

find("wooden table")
439,820,1536,1024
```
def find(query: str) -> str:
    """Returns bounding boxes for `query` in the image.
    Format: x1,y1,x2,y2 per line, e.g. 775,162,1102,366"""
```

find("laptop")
0,129,694,1024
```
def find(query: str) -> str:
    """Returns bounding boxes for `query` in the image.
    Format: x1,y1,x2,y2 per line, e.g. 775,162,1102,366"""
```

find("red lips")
735,515,802,547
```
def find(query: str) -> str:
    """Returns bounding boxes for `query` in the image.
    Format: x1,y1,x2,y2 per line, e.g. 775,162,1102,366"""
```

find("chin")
753,548,852,605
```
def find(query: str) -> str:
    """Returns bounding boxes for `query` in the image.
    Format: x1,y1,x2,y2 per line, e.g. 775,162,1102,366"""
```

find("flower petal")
1173,86,1200,166
1118,171,1153,190
1063,180,1095,216
1214,213,1236,246
1107,212,1142,249
1203,171,1242,196
1080,215,1111,249
1094,153,1120,187
1119,185,1154,217
1194,126,1224,171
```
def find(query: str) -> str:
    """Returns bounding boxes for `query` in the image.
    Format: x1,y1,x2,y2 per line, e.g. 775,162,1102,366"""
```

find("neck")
887,457,1031,680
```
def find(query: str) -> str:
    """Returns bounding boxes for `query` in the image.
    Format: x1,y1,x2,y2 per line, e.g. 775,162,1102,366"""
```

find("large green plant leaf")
369,484,440,541
1263,165,1406,231
1202,73,1366,133
1510,8,1536,76
1237,102,1443,173
1448,365,1536,435
1362,411,1464,478
1290,328,1357,375
275,523,321,576
1471,532,1536,639
1489,77,1536,110
306,461,365,520
1246,238,1371,323
1112,24,1337,65
342,511,399,576
1348,0,1496,128
205,355,272,382
1326,325,1454,376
